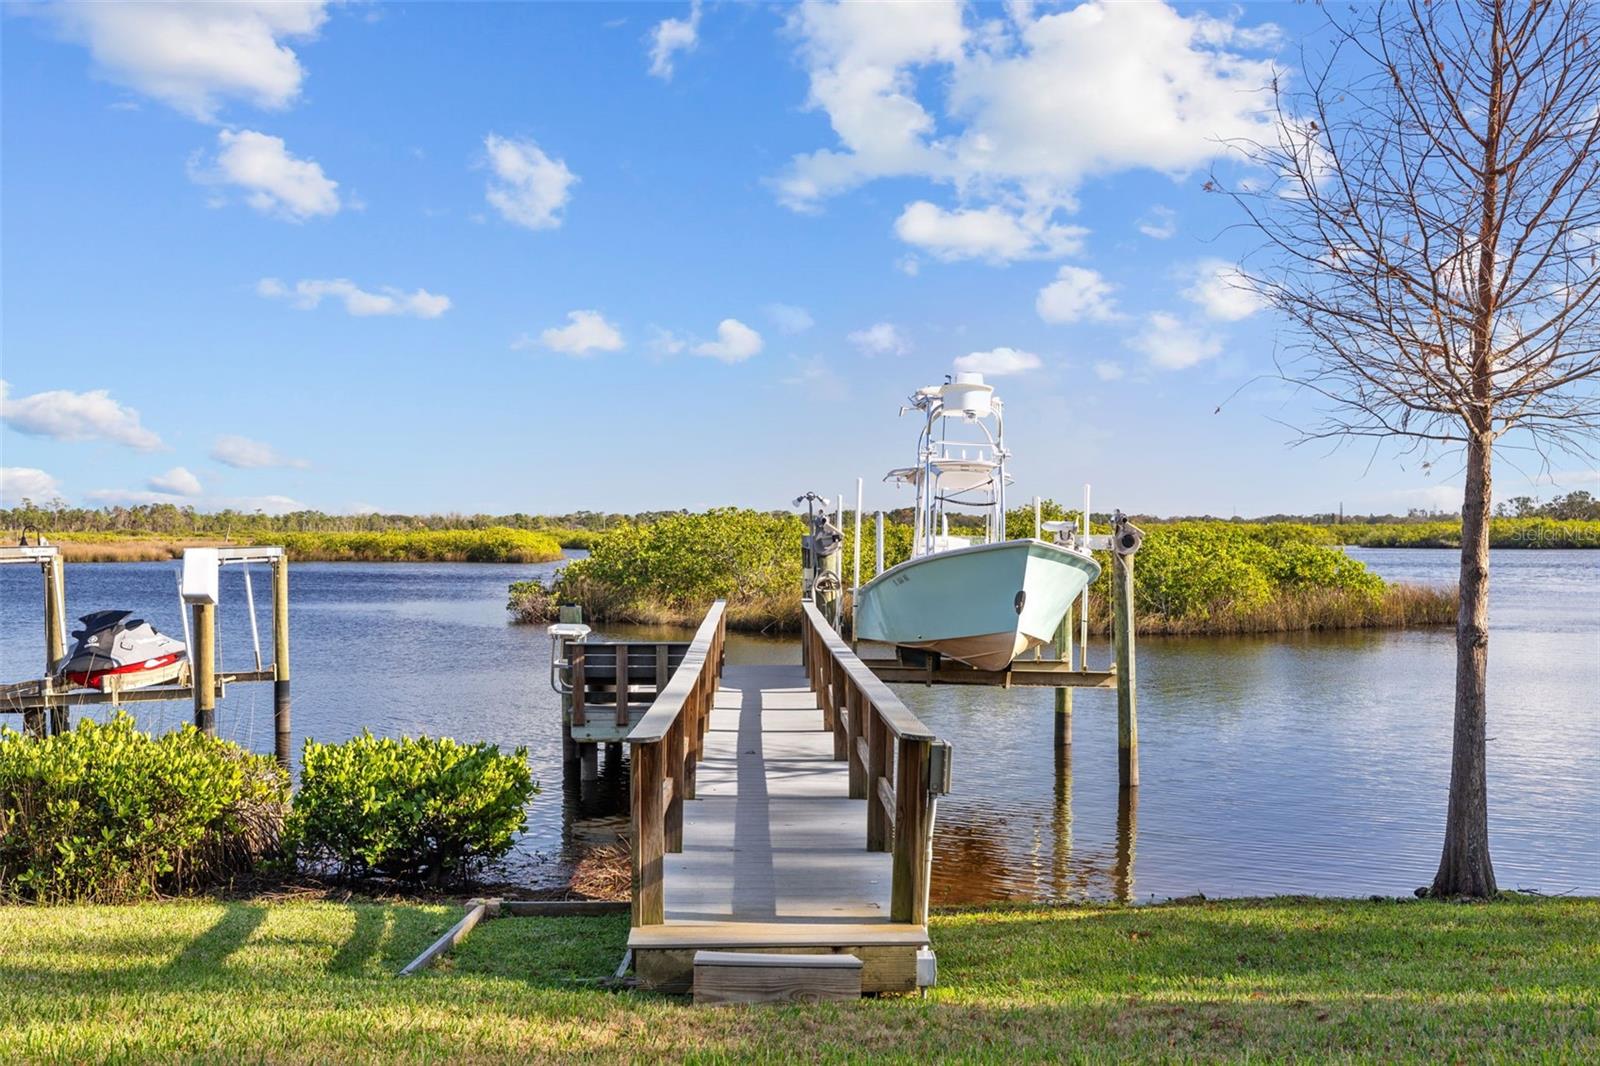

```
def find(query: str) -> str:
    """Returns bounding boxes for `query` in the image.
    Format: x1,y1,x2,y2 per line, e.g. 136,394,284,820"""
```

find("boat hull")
854,539,1101,671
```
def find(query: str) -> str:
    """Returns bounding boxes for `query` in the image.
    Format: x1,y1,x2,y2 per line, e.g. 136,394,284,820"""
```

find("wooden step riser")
636,944,917,995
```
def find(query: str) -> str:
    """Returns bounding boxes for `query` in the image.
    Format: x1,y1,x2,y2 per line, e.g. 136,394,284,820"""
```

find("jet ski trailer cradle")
0,543,295,767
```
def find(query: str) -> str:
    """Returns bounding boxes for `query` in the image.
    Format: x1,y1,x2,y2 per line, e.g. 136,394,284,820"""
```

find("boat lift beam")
0,545,293,767
854,510,1145,790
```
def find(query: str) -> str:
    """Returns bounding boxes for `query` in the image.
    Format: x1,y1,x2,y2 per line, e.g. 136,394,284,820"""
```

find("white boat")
853,373,1100,671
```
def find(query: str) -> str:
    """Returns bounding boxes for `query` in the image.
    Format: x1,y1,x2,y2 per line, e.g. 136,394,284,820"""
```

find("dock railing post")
1111,512,1143,789
846,681,866,799
192,601,217,735
630,740,665,926
271,556,291,767
665,718,685,854
831,661,848,761
891,736,932,924
866,706,889,851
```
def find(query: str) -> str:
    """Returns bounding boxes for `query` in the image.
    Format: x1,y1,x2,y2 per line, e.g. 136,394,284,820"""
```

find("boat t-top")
853,373,1101,671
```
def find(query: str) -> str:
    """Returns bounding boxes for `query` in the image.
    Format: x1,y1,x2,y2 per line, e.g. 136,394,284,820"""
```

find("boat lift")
818,485,1146,790
0,544,294,766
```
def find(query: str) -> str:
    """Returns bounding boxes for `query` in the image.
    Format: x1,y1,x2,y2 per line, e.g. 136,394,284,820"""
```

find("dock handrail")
801,601,950,926
625,599,728,927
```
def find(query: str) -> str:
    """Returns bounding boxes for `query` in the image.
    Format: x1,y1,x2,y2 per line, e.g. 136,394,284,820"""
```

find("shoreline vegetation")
1,894,1594,1061
509,507,1464,636
13,527,566,564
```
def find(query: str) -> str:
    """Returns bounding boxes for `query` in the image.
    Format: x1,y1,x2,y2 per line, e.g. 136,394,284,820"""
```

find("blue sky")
2,1,1588,518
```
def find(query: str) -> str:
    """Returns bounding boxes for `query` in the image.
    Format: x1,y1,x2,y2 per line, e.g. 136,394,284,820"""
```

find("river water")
2,548,1594,902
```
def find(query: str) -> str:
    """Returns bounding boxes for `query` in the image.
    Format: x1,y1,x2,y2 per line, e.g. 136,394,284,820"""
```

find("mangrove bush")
0,715,289,903
289,733,535,887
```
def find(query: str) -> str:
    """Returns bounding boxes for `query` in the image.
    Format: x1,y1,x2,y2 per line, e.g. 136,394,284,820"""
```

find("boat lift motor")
1111,511,1144,557
794,492,844,601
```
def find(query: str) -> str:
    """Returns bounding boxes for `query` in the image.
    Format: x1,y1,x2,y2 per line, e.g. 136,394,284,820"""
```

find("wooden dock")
618,602,948,995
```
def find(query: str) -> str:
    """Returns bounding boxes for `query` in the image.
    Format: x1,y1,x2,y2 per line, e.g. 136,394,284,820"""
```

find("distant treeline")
4,491,1596,550
31,528,564,564
0,501,722,539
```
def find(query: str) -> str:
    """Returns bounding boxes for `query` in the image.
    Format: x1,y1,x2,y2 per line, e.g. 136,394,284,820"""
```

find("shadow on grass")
162,904,267,974
0,903,454,989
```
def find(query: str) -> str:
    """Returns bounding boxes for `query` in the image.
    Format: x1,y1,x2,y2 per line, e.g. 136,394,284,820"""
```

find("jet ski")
53,610,188,691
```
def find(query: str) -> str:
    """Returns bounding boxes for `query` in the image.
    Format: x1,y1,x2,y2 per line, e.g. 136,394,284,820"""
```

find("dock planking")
664,665,894,923
624,603,943,995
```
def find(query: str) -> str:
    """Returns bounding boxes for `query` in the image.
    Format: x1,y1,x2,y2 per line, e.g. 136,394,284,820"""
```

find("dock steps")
692,950,863,1005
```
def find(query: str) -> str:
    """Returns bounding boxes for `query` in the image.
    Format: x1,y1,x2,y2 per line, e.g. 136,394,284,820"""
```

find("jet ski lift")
0,544,295,766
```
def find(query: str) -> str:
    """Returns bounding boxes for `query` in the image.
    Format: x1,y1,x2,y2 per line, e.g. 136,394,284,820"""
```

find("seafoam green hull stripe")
855,539,1100,647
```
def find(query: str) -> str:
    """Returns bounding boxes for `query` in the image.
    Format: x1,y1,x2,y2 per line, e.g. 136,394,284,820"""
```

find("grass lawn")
1,895,1596,1063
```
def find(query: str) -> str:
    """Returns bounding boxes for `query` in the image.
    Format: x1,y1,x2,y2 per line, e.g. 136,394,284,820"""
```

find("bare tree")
1223,0,1600,896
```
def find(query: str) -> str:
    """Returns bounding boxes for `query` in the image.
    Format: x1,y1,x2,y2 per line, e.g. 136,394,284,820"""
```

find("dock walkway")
610,603,947,994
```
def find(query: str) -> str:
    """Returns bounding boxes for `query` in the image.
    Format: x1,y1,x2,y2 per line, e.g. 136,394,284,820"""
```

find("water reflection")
2,549,1594,901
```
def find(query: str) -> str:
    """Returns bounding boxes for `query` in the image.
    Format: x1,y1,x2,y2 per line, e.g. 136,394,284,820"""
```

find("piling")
192,602,217,734
271,557,291,766
42,555,65,678
43,555,68,735
1111,514,1142,789
1052,605,1073,748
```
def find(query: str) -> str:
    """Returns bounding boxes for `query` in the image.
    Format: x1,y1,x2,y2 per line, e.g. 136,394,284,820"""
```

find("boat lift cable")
242,559,263,672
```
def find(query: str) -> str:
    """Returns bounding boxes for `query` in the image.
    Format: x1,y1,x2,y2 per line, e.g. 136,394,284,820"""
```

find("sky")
3,0,1595,519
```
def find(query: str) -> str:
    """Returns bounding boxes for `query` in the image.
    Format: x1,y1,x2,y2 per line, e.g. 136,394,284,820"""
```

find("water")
2,548,1595,901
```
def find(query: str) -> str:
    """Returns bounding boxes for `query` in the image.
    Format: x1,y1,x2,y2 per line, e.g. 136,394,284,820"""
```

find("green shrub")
553,508,804,616
289,733,535,887
0,715,289,903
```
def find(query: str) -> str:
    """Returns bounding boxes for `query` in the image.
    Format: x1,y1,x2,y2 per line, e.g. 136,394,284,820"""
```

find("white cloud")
893,201,1086,263
1127,312,1221,369
190,129,340,220
775,0,966,209
953,347,1041,376
40,1,329,122
1137,205,1177,239
847,322,911,357
1036,266,1120,323
1093,360,1125,381
767,303,815,334
1182,258,1266,321
483,134,577,231
257,277,451,318
779,2,1279,254
210,435,308,470
524,310,625,356
693,319,764,363
648,1,702,80
1,467,63,506
0,380,163,451
148,466,202,496
225,494,305,515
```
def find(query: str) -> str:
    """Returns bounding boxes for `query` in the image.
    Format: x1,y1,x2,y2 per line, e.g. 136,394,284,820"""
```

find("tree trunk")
1431,431,1497,897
